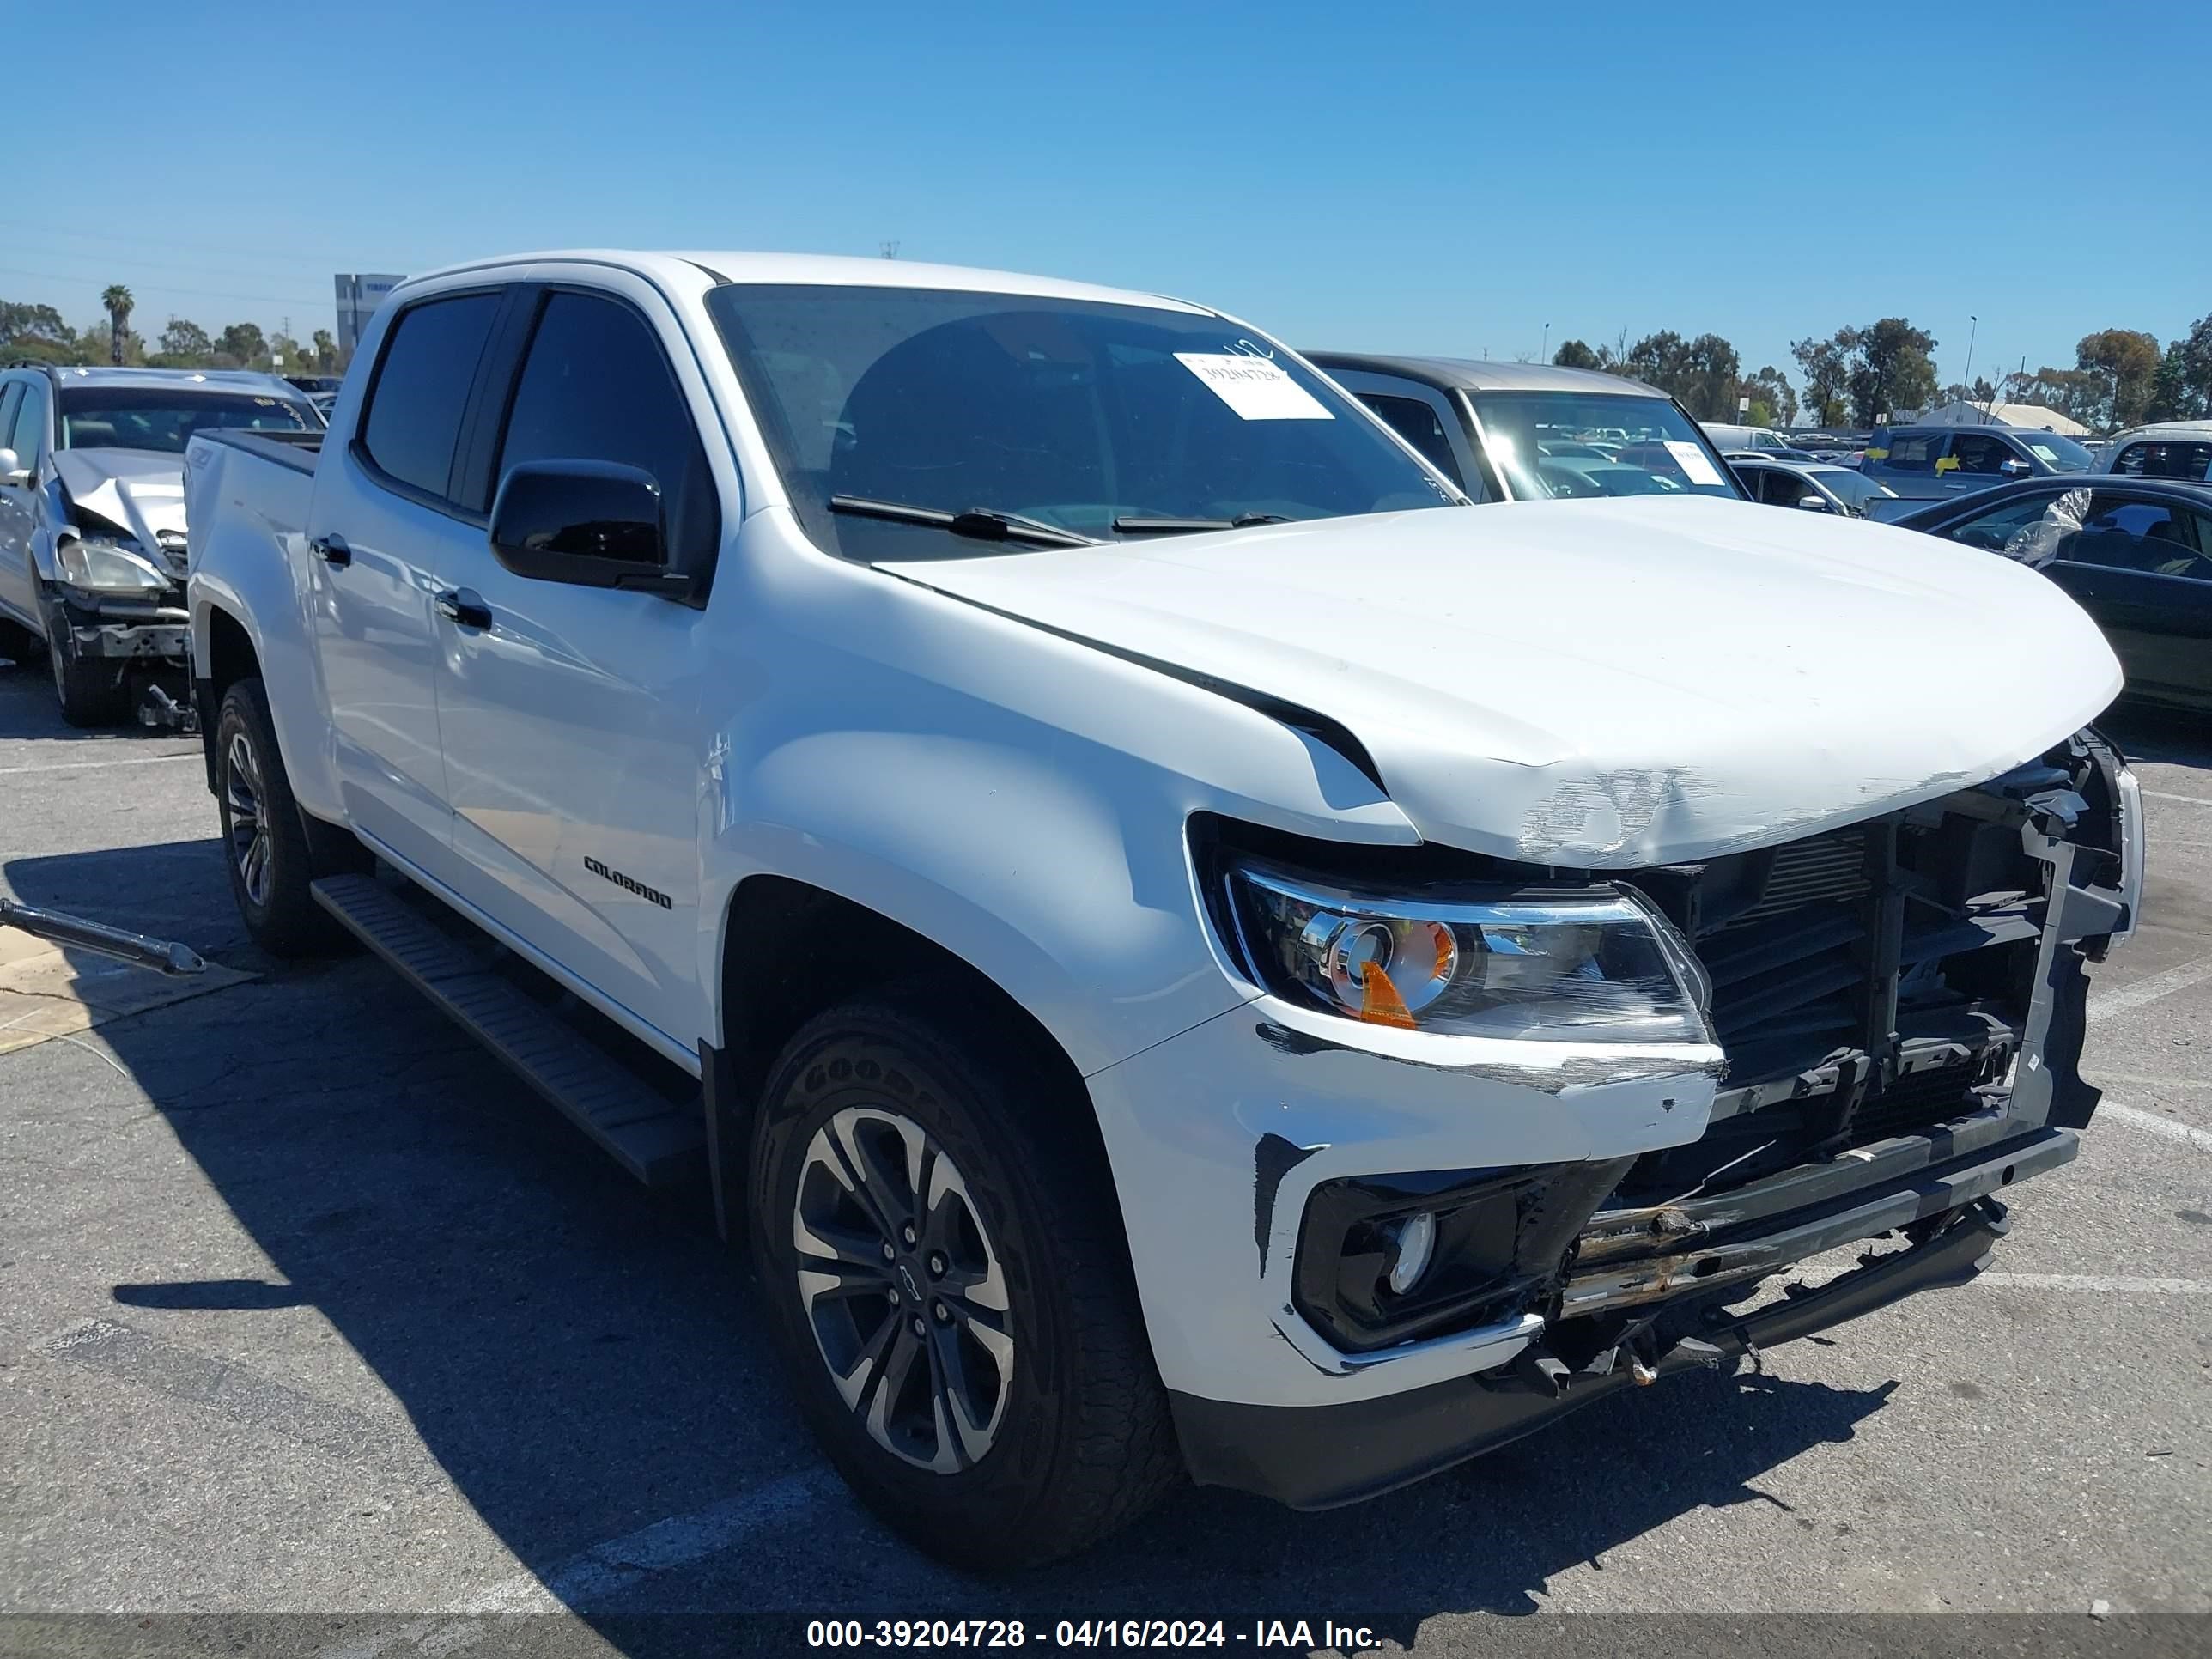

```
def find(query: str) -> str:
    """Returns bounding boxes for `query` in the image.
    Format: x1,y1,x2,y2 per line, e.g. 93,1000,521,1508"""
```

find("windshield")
2020,433,2093,473
1808,467,1890,510
58,386,320,453
1470,392,1741,500
704,285,1455,558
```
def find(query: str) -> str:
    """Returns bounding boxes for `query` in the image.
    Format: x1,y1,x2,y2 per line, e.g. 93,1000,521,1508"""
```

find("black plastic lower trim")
1170,1196,2010,1510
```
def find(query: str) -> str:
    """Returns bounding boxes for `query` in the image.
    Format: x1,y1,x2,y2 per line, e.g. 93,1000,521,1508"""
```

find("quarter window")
360,293,501,503
494,291,718,564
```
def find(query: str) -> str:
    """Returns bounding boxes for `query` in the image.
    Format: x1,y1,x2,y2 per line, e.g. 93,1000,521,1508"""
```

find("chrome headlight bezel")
56,535,173,596
1219,858,1717,1048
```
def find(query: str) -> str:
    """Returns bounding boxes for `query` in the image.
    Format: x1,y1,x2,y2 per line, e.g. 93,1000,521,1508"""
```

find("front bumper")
1172,1194,2017,1510
56,593,189,665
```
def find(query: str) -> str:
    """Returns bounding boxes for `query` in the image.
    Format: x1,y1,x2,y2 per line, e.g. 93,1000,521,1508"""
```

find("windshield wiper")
1109,514,1297,536
828,495,1097,549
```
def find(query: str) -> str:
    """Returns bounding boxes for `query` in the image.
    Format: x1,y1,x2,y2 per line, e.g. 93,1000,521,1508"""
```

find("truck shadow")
5,837,1903,1646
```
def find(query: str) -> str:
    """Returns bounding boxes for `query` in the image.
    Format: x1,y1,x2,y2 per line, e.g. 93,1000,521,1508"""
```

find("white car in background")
2092,420,2212,482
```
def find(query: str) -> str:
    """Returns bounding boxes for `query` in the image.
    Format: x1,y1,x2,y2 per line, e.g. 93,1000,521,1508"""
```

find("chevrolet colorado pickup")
184,251,2142,1569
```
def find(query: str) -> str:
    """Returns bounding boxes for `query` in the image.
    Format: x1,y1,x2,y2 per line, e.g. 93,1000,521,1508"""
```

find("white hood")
52,449,189,568
881,497,2122,867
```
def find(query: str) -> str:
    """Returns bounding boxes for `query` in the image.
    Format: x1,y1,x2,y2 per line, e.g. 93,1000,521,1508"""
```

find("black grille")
1723,832,1870,929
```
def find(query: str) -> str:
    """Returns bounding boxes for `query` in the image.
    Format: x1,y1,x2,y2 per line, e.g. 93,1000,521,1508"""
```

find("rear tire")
43,593,128,726
750,995,1179,1570
215,678,356,957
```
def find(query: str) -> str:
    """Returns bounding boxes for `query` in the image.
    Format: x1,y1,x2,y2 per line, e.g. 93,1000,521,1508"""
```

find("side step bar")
311,875,705,1187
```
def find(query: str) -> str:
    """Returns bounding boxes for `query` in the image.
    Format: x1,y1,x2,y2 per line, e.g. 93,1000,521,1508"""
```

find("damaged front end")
51,512,196,730
1175,732,2139,1508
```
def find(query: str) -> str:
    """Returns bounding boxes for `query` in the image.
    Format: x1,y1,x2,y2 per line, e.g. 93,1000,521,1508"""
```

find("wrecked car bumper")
1171,1196,2017,1510
1096,739,2132,1504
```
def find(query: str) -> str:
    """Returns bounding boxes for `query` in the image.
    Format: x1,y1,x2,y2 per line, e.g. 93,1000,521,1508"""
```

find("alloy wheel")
223,730,271,907
791,1105,1014,1474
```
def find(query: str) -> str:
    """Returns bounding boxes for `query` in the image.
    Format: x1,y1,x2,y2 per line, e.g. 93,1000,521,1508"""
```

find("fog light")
1383,1211,1436,1295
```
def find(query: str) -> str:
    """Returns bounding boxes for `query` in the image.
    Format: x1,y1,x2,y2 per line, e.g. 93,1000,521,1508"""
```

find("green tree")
1620,331,1741,420
1551,339,1603,370
1793,319,1939,426
2145,342,2191,423
312,329,338,373
1741,365,1796,428
1790,335,1850,426
100,284,134,366
2075,328,2161,429
216,321,268,368
2169,313,2212,421
155,318,214,365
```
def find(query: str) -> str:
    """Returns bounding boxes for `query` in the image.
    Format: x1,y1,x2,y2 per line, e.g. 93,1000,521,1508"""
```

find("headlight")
1224,862,1713,1045
57,537,171,594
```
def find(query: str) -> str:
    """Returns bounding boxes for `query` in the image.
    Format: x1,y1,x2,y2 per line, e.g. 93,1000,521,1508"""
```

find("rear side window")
2112,440,2212,481
493,291,718,564
1358,393,1464,488
1882,433,1938,471
360,293,501,502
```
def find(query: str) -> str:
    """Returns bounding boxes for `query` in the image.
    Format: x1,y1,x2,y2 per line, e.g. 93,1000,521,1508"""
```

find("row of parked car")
2,331,2207,738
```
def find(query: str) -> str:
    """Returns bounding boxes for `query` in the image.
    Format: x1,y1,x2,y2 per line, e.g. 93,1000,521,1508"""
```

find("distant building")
1903,399,2090,435
334,274,407,354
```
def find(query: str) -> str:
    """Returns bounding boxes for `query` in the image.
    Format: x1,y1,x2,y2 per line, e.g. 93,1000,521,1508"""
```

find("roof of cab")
15,365,307,397
397,249,1214,314
1304,353,1668,397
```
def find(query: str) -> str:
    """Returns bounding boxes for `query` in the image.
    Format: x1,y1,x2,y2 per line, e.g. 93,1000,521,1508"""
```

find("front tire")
215,678,353,957
750,997,1179,1570
44,593,127,726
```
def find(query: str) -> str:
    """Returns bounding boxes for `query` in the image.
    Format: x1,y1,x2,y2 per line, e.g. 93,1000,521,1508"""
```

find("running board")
311,875,705,1187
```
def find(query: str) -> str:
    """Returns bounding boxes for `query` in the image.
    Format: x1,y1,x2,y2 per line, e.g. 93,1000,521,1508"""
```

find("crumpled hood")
52,449,189,568
880,496,2123,867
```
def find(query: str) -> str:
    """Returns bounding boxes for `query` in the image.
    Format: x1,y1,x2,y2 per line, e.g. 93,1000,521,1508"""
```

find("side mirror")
1796,494,1832,512
0,447,25,487
488,459,691,599
1999,457,2033,477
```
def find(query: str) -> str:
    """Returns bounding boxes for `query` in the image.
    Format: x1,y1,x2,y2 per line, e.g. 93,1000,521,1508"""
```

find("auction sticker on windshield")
1663,440,1727,487
1175,353,1334,421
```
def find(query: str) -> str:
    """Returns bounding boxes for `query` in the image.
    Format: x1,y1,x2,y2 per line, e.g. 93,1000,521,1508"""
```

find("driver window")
1949,433,2008,475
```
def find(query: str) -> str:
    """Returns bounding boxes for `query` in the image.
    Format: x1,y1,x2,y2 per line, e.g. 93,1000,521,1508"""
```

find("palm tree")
100,284,134,365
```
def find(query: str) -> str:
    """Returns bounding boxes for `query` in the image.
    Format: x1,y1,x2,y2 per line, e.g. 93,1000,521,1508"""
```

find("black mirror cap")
489,459,695,600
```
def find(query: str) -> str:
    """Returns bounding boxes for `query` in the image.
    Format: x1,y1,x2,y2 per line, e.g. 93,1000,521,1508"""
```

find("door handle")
310,533,351,567
435,588,492,630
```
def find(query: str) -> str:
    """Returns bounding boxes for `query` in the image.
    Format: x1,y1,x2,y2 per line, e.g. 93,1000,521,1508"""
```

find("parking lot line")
2087,954,2212,1018
2143,788,2212,808
447,1466,845,1615
2100,1101,2212,1153
0,752,199,777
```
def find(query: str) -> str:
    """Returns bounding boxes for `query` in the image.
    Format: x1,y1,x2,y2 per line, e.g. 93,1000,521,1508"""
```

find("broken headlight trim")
57,537,171,595
1224,862,1714,1044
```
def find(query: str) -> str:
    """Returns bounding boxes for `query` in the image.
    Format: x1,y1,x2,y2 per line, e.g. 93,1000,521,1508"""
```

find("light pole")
1962,313,1978,413
1541,322,1550,363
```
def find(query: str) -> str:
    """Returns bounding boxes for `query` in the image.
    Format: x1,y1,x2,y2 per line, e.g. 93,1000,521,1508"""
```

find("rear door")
1869,429,1944,498
2047,491,2212,708
307,287,505,878
427,276,731,1049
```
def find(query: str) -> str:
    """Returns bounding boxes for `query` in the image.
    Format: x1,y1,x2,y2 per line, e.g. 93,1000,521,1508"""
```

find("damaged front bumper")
52,590,197,728
1115,740,2136,1506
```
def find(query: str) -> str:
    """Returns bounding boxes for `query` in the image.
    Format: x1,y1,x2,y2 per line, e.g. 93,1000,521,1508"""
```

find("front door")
309,289,506,876
429,279,728,1048
2048,491,2212,708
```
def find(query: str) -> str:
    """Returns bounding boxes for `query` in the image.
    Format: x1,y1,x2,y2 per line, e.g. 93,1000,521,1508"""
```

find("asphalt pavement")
1,658,2206,1657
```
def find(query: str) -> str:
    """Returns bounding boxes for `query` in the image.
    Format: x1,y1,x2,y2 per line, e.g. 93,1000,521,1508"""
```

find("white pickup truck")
184,250,2142,1568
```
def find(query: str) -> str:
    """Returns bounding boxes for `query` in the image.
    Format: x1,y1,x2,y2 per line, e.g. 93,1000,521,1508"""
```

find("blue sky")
13,1,2207,394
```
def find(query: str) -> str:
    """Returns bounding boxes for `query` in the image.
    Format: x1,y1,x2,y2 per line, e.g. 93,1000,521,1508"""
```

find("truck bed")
196,428,323,475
